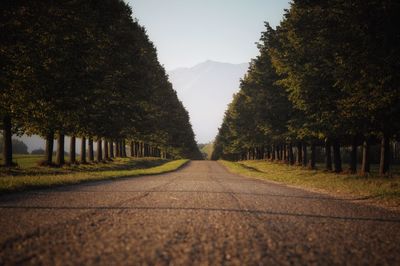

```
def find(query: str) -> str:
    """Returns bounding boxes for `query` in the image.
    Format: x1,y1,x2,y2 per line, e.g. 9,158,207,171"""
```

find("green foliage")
1,0,201,164
213,0,400,175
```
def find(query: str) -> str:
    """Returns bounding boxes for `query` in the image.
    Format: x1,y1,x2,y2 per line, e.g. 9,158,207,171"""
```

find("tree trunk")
130,141,134,157
332,139,342,173
115,141,120,157
133,142,137,157
349,136,358,174
361,138,370,175
70,136,76,164
109,141,114,158
97,138,103,162
271,145,276,161
56,132,65,166
325,138,332,171
80,137,86,163
276,145,280,160
379,134,390,176
309,142,316,169
45,131,54,165
302,143,308,167
104,140,109,160
296,142,302,165
288,143,294,165
283,145,287,162
122,140,127,157
2,114,13,166
88,138,94,162
117,141,121,157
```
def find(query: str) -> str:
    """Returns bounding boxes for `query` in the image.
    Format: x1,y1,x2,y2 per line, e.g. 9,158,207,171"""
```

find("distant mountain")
168,60,248,143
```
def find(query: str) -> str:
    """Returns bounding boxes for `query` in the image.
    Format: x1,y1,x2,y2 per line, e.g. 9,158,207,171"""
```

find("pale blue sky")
127,0,291,70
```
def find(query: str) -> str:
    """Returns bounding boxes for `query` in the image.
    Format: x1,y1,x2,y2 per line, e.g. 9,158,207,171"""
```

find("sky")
126,0,291,143
127,0,291,70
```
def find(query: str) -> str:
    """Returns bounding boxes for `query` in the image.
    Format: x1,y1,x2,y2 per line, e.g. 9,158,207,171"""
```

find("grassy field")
0,154,43,168
0,155,188,193
221,160,400,208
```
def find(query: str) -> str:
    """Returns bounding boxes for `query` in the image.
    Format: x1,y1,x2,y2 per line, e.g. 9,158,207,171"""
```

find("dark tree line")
1,0,202,166
212,0,400,176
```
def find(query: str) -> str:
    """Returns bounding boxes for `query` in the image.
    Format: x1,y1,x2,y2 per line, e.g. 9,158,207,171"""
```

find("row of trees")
1,0,202,166
212,0,400,176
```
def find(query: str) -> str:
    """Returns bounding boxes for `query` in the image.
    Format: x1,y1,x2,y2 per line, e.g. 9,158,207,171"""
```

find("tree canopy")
1,0,202,166
212,0,400,176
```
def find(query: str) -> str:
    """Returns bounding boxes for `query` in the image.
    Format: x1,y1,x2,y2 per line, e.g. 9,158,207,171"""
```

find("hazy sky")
124,0,291,144
127,0,291,70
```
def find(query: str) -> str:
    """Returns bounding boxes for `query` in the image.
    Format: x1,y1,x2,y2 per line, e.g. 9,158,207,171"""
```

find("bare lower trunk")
56,132,65,165
130,141,134,157
296,142,302,165
361,138,370,175
97,138,103,162
266,147,271,160
302,143,308,167
308,142,316,169
332,138,342,173
283,145,287,162
115,141,120,157
288,143,294,165
271,145,276,161
325,138,332,171
109,141,114,158
349,136,358,174
80,137,86,163
45,131,54,165
70,136,76,164
276,145,281,161
88,138,94,162
2,114,12,166
379,134,390,176
104,140,109,160
122,140,127,157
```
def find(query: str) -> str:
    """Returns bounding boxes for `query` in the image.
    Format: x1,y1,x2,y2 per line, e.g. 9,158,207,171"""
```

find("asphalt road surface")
1,161,400,265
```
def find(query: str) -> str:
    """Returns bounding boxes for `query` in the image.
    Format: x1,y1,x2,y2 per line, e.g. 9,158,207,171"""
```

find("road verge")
220,160,400,210
0,158,189,194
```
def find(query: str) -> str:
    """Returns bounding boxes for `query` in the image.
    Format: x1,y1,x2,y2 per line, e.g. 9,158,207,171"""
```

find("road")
0,161,399,265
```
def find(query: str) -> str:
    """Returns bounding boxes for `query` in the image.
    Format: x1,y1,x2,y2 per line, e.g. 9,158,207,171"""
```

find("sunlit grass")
221,160,400,206
0,156,188,193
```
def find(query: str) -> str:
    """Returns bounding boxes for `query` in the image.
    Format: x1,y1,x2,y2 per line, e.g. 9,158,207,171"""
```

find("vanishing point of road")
1,161,399,265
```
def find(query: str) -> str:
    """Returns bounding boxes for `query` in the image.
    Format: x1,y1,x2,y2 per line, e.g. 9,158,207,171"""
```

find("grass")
0,156,188,193
220,160,400,207
0,154,44,168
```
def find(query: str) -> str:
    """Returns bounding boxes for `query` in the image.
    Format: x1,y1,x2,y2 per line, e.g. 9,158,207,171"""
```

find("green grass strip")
220,160,400,206
0,159,188,194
